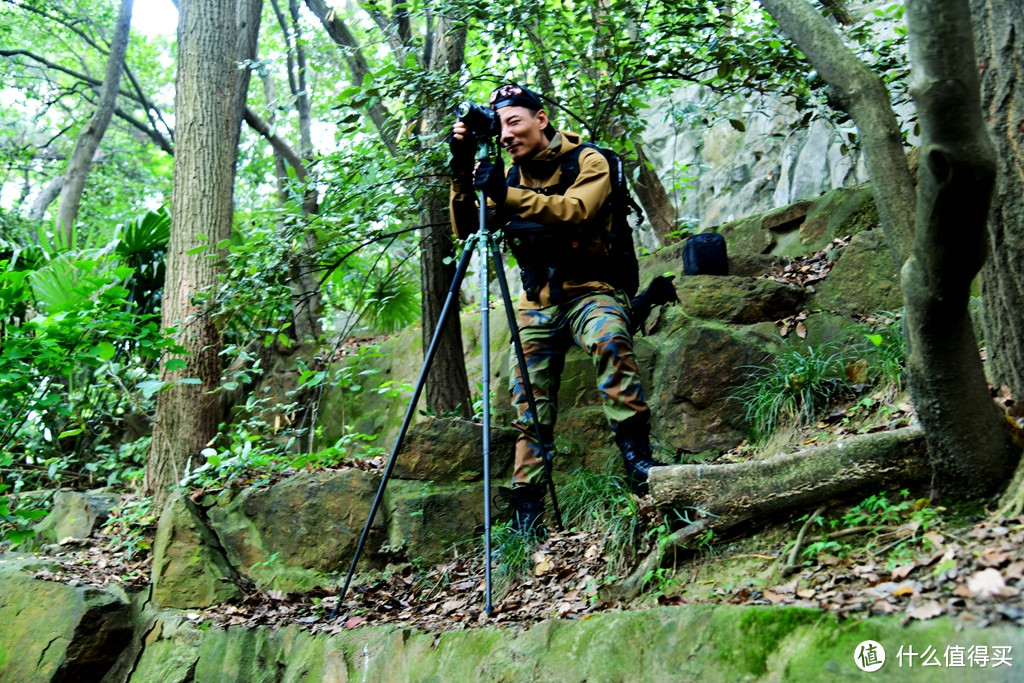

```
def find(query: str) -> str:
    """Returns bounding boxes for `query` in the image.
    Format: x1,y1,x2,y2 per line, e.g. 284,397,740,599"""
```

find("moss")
710,606,824,676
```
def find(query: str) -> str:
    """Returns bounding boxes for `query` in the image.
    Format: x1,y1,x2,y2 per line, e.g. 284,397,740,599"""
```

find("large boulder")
676,275,805,324
649,314,774,453
384,479,494,563
0,558,132,681
205,469,385,592
717,185,879,258
393,417,516,482
34,489,122,542
151,492,240,609
811,228,902,316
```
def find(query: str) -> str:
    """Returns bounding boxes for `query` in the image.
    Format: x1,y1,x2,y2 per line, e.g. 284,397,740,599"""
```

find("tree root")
782,505,826,576
608,428,934,601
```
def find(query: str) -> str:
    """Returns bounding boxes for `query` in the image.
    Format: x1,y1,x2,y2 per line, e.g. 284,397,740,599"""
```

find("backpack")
682,232,728,275
505,142,644,298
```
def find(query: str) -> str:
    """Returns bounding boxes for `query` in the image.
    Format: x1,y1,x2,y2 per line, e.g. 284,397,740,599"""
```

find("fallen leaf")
762,590,787,604
1004,561,1024,580
891,563,915,581
871,600,899,614
892,585,915,598
967,568,1007,599
907,600,944,621
981,548,1012,567
345,616,366,629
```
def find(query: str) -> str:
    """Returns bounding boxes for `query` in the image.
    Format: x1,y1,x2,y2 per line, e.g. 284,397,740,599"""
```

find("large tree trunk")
147,0,260,510
973,0,1024,397
761,0,1019,499
55,0,134,243
760,0,915,268
900,0,1018,497
420,15,471,418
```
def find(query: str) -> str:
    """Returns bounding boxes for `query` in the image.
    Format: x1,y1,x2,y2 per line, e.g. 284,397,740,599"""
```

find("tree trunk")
649,427,931,521
629,143,676,245
973,0,1024,397
762,0,1020,499
55,0,134,244
147,0,259,510
900,0,1018,498
420,15,471,418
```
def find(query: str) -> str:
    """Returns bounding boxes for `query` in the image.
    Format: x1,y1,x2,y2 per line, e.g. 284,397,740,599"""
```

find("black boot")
614,417,664,495
496,484,546,538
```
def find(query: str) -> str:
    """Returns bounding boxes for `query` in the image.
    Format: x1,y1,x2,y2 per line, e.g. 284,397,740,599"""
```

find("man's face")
497,106,549,163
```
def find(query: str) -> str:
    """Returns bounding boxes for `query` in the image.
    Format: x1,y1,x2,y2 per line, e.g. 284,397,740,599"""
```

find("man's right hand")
449,121,477,174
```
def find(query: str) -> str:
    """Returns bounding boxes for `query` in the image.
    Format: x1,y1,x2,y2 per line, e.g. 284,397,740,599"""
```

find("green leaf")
185,244,209,255
112,265,135,281
165,358,188,372
138,380,169,399
95,341,117,360
728,119,746,132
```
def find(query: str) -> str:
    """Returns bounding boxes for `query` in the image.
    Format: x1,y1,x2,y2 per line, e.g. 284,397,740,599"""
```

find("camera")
456,101,500,139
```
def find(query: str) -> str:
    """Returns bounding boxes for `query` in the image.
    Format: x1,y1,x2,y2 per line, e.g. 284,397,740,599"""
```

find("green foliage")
98,495,156,564
851,310,907,393
0,207,184,544
797,490,941,568
735,339,851,442
733,310,908,443
490,521,537,598
560,466,643,572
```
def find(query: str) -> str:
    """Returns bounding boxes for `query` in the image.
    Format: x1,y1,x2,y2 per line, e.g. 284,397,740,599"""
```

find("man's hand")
449,120,477,175
474,160,507,206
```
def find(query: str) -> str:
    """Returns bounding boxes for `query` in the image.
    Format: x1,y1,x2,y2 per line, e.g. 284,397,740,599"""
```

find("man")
449,84,663,535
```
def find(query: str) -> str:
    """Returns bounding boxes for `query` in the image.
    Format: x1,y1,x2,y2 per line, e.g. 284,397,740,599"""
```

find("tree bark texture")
900,0,1018,498
972,0,1024,396
649,427,931,522
760,0,916,268
421,15,471,418
55,0,134,244
147,0,253,509
629,143,677,245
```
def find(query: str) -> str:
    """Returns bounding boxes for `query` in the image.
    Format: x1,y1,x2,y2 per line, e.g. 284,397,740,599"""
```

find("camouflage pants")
509,291,650,485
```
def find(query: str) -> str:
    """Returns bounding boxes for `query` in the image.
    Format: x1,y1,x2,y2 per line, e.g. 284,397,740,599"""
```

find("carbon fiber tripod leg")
330,241,474,620
488,240,564,531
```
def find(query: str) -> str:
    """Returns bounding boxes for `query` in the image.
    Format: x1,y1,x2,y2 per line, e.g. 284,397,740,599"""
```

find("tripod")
331,140,563,618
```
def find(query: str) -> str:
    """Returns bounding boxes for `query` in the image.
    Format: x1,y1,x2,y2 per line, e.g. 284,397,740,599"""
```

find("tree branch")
243,106,308,181
760,0,916,268
302,0,399,157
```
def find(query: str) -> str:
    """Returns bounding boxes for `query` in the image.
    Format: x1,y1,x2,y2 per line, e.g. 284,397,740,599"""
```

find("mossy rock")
152,492,240,608
204,469,386,592
0,559,132,681
811,229,902,316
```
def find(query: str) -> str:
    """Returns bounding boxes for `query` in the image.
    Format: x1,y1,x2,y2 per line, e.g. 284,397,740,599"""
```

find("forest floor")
28,387,1024,639
24,242,1024,636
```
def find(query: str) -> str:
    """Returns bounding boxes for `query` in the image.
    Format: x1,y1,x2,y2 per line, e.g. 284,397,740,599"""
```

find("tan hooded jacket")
449,130,616,309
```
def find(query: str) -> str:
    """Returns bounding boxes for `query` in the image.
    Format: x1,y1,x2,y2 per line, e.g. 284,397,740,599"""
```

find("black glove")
474,160,507,206
448,132,477,176
629,275,678,334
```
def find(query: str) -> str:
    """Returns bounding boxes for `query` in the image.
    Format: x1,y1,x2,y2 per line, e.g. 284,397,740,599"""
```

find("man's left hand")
474,160,507,206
